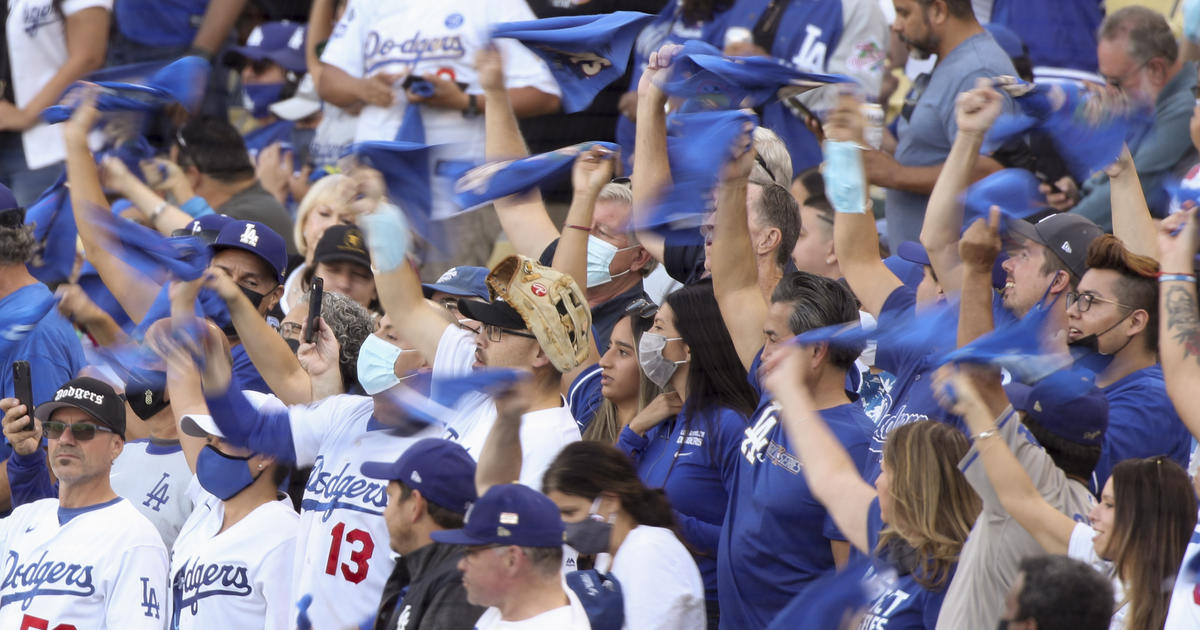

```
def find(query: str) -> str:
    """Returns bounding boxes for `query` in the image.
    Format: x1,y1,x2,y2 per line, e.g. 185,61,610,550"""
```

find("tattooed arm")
1158,208,1200,439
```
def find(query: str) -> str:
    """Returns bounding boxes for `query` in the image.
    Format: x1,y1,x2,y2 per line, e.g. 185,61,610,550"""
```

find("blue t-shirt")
566,364,604,434
115,0,207,48
718,351,874,629
720,0,846,174
616,401,746,602
1092,364,1192,493
0,284,86,407
857,498,950,630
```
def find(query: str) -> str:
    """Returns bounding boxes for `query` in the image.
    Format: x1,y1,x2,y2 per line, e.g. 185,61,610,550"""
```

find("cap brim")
269,97,321,121
1003,382,1034,413
212,243,285,283
430,528,495,546
422,282,486,300
180,414,226,438
314,252,371,269
1004,218,1044,247
34,401,123,437
896,241,931,266
359,460,400,481
456,299,527,330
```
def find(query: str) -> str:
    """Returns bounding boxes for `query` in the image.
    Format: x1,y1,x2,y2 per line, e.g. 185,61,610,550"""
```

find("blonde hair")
293,174,353,257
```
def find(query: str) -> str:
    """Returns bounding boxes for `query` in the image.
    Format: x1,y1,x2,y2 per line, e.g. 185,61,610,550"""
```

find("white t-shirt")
474,586,592,630
283,392,443,630
433,325,581,488
169,479,299,630
110,438,195,548
0,497,169,628
1068,523,1127,630
320,0,559,218
5,0,112,169
609,525,705,630
1165,512,1200,629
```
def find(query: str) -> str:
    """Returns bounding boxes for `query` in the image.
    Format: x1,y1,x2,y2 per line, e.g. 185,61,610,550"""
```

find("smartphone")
305,277,324,345
12,361,33,432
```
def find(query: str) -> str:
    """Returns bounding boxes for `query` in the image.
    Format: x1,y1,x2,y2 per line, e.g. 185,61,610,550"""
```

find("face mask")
222,285,271,338
357,333,404,395
564,497,615,556
638,332,686,389
586,235,636,288
242,82,285,119
196,445,264,500
1068,309,1135,371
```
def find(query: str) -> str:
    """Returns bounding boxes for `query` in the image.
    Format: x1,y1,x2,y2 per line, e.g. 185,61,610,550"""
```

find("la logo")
240,223,260,247
288,26,305,51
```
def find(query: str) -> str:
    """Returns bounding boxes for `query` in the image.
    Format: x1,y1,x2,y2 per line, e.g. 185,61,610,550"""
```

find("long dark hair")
665,284,756,419
542,441,677,530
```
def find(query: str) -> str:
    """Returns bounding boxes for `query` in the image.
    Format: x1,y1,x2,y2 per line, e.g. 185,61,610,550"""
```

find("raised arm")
474,383,529,496
919,80,1005,297
935,367,1075,555
711,137,767,371
825,94,901,318
189,0,247,59
762,344,876,553
99,157,194,235
477,47,559,259
629,46,678,263
1106,146,1158,260
957,208,1003,348
1157,208,1200,438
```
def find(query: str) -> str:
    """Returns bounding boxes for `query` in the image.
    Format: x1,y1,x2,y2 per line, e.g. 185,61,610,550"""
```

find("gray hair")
299,290,373,387
752,127,792,187
0,225,36,266
1099,6,1178,65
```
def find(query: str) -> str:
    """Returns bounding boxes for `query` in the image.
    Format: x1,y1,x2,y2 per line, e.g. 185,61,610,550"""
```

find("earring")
257,464,264,470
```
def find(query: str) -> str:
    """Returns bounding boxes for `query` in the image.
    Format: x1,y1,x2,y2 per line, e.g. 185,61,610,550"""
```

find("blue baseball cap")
0,182,22,228
896,241,930,267
360,438,477,515
422,266,490,300
1005,368,1109,447
225,22,307,74
172,213,234,244
212,220,288,283
430,484,565,548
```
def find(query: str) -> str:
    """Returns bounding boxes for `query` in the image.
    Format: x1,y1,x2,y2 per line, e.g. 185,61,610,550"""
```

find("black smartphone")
12,361,33,432
305,277,324,345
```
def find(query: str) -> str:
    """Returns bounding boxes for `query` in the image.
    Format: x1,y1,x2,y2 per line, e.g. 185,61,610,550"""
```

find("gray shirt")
217,181,298,256
886,31,1016,247
935,406,1095,630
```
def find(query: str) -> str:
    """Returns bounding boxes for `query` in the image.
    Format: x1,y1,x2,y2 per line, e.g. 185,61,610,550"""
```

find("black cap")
125,372,168,421
34,377,126,439
1007,214,1103,279
456,297,527,330
312,225,371,270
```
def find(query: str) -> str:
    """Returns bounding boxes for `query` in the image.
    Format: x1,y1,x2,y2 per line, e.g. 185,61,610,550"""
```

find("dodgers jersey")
110,439,195,548
169,480,298,630
0,497,169,629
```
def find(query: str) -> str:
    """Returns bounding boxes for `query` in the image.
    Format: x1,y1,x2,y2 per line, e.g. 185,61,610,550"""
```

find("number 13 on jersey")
325,522,374,583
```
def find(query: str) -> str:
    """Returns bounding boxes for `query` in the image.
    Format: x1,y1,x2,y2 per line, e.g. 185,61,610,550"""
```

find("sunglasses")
43,421,115,441
624,298,658,319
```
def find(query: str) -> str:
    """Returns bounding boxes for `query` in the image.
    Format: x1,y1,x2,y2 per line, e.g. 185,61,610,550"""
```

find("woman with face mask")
613,284,757,626
542,441,705,630
567,307,662,443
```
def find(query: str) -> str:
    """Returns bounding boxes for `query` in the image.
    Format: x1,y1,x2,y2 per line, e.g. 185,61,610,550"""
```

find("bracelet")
972,428,1000,441
150,201,170,222
462,93,480,119
566,224,592,232
1158,273,1196,283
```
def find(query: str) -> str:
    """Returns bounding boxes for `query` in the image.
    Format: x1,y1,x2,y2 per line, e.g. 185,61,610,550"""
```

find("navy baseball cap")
212,220,288,283
1005,368,1108,447
1007,214,1103,280
422,266,490,300
360,438,477,514
0,182,22,228
225,22,307,74
34,376,126,439
430,484,565,548
172,213,234,245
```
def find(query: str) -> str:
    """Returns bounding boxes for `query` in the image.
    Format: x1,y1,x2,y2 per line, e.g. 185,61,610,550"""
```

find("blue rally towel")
962,168,1049,231
345,141,439,246
453,141,618,209
43,56,211,123
375,368,529,435
24,174,75,285
984,80,1153,183
939,295,1074,385
793,296,960,358
492,11,654,113
89,203,211,282
765,555,874,630
660,40,853,112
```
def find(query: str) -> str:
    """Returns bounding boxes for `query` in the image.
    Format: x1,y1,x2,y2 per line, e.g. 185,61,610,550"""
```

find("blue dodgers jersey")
718,380,873,628
115,0,207,48
1092,364,1192,493
989,0,1102,73
858,498,951,630
722,0,845,174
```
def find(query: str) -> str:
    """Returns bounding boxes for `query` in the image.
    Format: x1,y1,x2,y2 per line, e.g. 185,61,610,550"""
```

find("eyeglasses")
484,323,537,343
279,322,303,338
1065,291,1132,313
43,421,115,441
1104,61,1148,90
901,73,931,121
624,298,658,319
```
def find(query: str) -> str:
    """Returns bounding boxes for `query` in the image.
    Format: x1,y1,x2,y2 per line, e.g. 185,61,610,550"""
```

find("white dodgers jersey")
111,439,195,548
0,497,169,629
288,394,440,629
169,481,298,630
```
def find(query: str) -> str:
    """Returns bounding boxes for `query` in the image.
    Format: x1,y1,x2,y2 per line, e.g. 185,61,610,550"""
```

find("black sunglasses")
44,420,115,441
624,298,658,319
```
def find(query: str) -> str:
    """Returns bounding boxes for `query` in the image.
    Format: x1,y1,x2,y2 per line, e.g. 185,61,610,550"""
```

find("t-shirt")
216,181,298,255
610,525,706,630
935,406,1096,630
169,481,299,630
718,350,874,629
473,587,591,630
0,497,169,628
858,498,950,630
0,283,86,405
615,402,745,601
6,0,113,169
110,438,195,548
113,0,205,47
433,326,581,488
886,32,1017,246
321,0,559,219
1093,365,1192,493
1068,523,1126,630
1164,513,1200,630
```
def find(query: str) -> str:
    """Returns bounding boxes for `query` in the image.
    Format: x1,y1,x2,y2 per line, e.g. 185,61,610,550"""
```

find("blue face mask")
586,235,636,288
196,445,264,501
242,82,285,119
357,333,417,395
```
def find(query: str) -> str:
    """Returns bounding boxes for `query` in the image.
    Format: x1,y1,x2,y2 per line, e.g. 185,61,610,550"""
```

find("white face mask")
586,235,637,288
638,332,686,388
356,334,417,395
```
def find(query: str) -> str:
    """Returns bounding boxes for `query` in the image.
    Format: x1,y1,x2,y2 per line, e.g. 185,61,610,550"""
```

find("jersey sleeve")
258,536,299,630
60,0,112,15
616,425,650,460
566,364,604,434
674,510,721,555
203,387,298,463
320,0,369,78
106,542,170,629
6,449,56,507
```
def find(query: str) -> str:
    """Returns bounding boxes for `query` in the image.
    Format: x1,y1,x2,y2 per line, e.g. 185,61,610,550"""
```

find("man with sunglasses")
0,376,168,628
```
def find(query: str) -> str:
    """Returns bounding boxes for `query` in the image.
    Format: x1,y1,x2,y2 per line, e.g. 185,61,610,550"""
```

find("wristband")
1158,273,1196,283
150,201,169,222
822,140,867,214
566,224,592,232
358,202,412,273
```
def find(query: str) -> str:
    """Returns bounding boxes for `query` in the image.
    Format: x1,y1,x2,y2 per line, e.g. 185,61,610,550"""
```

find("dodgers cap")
1005,368,1109,447
422,266,490,300
35,376,126,439
430,483,565,548
225,21,307,74
213,220,288,283
360,438,477,514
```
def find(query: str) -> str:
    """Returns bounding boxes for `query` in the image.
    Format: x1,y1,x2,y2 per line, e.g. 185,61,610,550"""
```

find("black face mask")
221,285,270,339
